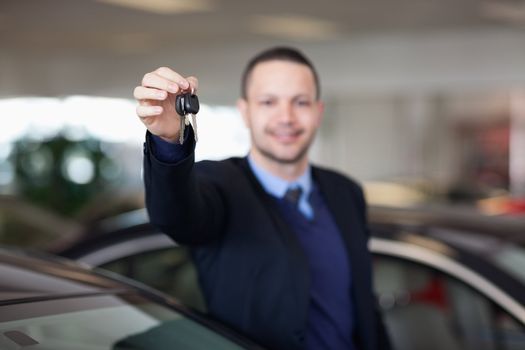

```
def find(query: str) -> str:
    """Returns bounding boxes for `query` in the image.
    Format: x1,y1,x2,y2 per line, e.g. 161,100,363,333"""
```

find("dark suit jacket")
143,134,390,350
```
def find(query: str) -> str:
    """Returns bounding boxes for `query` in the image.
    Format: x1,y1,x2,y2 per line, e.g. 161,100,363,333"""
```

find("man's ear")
237,98,250,128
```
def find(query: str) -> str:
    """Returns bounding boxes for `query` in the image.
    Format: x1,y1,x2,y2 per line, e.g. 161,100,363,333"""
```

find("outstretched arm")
137,67,225,245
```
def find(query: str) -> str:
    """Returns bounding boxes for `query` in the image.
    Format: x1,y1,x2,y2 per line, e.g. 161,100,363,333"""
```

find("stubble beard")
252,129,315,165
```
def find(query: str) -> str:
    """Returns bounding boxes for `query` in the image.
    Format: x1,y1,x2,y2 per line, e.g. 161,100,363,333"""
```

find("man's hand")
134,67,199,143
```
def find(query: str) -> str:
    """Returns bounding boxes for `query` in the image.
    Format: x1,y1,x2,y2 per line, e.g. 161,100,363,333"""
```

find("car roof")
369,205,525,245
0,246,131,304
69,206,525,254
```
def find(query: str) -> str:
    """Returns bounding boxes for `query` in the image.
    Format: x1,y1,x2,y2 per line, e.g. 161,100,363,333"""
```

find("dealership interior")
3,0,525,210
1,1,525,349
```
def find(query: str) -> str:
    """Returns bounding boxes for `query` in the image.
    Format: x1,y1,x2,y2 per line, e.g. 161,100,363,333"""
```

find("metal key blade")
179,115,186,144
190,113,198,142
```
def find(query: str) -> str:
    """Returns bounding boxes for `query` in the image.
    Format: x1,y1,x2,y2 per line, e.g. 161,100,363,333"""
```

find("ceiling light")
96,0,214,14
250,15,342,41
481,1,525,23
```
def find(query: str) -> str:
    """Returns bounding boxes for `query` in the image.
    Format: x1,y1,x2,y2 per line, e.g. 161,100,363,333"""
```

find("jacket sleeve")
143,131,226,245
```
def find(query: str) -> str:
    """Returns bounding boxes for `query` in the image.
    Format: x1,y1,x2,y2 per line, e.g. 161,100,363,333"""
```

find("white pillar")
510,90,525,196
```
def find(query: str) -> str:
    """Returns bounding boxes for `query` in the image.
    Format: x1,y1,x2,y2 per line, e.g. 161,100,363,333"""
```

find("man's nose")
277,102,295,124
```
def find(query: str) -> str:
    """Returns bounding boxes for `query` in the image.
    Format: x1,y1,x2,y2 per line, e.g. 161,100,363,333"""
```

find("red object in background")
411,277,449,311
503,198,525,215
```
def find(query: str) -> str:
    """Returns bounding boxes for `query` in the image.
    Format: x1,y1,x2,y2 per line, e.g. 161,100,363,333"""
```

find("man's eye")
260,100,274,106
297,100,311,106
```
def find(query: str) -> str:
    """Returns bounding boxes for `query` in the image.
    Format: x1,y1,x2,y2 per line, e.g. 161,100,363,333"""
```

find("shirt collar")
247,155,312,200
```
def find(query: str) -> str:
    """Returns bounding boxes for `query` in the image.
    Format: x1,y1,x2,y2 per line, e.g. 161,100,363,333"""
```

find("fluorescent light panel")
481,1,525,23
250,14,342,41
97,0,214,14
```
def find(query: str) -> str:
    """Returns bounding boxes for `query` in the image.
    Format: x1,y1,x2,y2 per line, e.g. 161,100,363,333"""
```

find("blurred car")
57,206,525,350
0,195,82,249
0,246,264,349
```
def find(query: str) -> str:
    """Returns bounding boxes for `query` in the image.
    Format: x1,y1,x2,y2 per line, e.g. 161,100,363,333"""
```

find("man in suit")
134,47,390,350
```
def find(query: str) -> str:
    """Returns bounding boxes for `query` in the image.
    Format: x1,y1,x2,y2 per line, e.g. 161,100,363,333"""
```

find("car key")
178,110,186,144
175,92,200,144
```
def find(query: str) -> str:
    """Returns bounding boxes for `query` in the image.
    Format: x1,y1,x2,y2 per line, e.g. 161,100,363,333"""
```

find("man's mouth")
268,129,303,143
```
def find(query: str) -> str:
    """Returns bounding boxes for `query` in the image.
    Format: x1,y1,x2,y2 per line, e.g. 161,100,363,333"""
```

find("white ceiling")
2,0,525,103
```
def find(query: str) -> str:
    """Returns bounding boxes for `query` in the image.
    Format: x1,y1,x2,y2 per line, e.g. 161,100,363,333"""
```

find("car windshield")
0,293,246,350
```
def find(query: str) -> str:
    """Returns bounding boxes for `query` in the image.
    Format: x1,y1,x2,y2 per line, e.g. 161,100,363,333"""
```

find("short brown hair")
240,46,321,100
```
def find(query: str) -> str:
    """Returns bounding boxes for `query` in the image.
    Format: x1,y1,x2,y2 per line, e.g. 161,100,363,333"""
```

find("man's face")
238,60,323,166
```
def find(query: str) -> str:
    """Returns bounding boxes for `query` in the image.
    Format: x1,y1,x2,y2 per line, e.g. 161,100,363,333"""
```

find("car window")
99,247,207,312
493,246,525,285
373,255,525,350
0,293,244,350
427,228,525,286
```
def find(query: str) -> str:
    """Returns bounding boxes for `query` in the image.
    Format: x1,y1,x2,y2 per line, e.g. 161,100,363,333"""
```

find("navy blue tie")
284,187,302,208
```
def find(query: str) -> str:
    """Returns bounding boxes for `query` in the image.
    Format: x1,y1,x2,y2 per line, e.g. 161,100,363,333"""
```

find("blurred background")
1,0,525,249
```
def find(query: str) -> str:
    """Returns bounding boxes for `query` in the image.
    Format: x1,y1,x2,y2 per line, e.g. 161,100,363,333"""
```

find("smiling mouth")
268,129,304,143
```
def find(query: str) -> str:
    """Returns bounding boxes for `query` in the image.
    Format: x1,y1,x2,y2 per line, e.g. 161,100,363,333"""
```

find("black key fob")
176,93,200,116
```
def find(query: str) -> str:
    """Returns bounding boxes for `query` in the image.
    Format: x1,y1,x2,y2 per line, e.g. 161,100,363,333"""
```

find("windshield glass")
0,293,246,350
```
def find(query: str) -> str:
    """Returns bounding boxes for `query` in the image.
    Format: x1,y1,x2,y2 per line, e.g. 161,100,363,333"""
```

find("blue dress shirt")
247,156,314,219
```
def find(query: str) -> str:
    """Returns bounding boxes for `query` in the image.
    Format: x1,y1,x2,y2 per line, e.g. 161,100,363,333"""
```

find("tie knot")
284,186,302,207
